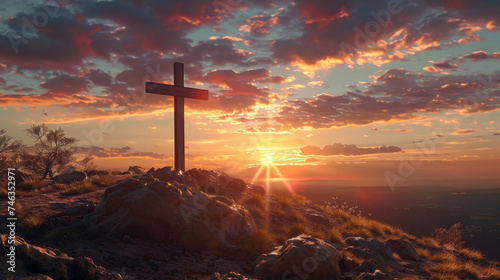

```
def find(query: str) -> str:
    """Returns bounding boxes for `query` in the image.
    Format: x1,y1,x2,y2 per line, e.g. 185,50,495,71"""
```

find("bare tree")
0,129,25,171
79,154,97,172
20,124,77,179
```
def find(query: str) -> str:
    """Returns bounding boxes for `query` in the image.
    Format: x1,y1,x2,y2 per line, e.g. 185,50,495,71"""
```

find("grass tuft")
62,180,97,195
90,174,117,187
19,177,46,190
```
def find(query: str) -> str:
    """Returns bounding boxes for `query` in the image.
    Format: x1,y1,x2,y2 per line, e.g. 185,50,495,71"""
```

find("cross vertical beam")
145,62,208,173
174,62,185,172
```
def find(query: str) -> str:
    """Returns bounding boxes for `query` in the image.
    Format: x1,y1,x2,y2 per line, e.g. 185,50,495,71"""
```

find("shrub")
243,228,276,257
434,223,465,249
416,248,431,259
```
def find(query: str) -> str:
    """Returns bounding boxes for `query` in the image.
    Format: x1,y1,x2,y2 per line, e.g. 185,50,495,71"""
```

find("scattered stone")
385,239,420,261
0,234,121,280
53,171,87,184
254,235,343,280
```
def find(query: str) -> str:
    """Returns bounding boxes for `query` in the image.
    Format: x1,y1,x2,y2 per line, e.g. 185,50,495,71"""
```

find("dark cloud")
272,68,500,129
301,143,402,156
460,51,500,61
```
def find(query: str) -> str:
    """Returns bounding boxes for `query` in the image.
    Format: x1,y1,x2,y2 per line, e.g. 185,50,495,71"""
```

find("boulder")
385,239,420,261
355,259,379,273
186,169,248,193
87,176,256,249
0,234,121,280
150,166,199,187
345,247,383,262
254,235,343,280
127,166,145,175
345,237,393,261
53,171,87,184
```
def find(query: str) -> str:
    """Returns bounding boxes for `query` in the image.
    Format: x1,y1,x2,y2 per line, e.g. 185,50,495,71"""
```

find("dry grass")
90,174,117,187
416,247,431,259
0,185,7,198
434,222,464,249
247,205,267,219
418,237,441,248
19,177,46,190
430,252,457,263
243,228,276,257
274,193,294,207
432,260,481,280
62,180,97,195
457,248,485,261
22,214,45,228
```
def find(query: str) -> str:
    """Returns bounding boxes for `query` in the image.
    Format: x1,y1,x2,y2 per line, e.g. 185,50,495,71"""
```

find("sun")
263,154,273,166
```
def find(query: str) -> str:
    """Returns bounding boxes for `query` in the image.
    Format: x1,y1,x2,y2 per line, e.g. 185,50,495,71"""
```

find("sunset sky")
0,0,499,188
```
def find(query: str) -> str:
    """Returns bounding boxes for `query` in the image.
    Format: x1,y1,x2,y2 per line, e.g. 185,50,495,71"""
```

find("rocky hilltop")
1,167,499,279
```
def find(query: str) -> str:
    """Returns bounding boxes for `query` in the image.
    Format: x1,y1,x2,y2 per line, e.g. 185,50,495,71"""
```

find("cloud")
460,51,500,61
451,129,480,135
301,143,402,156
83,146,171,160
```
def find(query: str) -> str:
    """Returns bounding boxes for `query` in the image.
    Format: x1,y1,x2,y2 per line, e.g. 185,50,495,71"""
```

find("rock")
139,173,158,183
339,256,359,273
70,248,103,264
345,247,383,262
127,166,145,175
186,169,249,194
88,177,256,249
86,170,110,176
150,166,199,187
53,171,87,184
355,259,379,273
385,239,420,261
305,211,331,227
254,235,343,280
66,202,96,216
345,237,393,260
0,234,121,280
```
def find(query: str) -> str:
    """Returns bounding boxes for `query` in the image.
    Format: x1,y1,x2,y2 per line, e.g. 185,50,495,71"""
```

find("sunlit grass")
62,180,97,195
457,248,485,262
90,174,117,187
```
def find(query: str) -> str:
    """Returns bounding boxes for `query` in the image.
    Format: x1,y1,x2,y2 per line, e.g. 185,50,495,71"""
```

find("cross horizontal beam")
146,82,209,100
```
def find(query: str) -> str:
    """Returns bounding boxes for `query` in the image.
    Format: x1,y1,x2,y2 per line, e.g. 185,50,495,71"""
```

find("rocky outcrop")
385,239,420,261
127,166,146,175
86,175,256,249
186,169,248,194
53,171,87,184
254,235,343,280
0,234,121,280
345,237,393,261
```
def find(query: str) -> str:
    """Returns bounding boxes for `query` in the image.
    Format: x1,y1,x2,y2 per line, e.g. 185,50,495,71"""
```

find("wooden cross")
145,62,209,172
